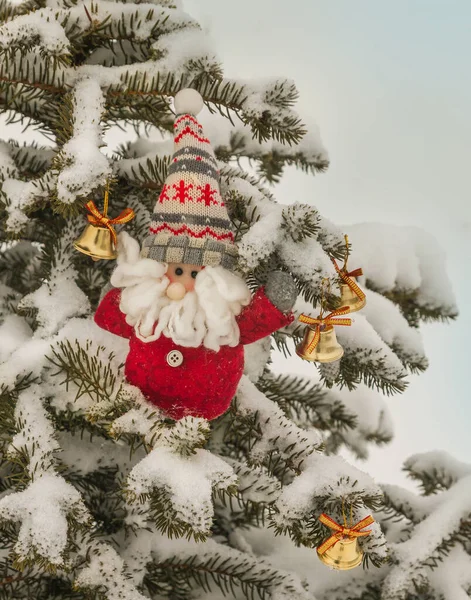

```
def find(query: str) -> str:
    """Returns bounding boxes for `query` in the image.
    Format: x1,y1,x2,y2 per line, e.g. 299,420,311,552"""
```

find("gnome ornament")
94,89,297,421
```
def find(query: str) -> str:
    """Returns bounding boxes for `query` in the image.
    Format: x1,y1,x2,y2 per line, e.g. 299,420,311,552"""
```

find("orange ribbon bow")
332,258,366,302
85,200,135,245
317,513,375,555
298,307,351,354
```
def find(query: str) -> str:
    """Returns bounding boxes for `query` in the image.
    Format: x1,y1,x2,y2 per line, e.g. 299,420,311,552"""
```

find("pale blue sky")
184,0,471,486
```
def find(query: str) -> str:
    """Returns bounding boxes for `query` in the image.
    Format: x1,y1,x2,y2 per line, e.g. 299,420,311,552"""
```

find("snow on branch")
336,314,408,394
8,384,60,479
361,289,428,372
75,540,149,600
234,376,322,468
404,450,471,493
125,531,312,600
382,474,471,599
0,141,19,182
0,473,90,567
125,445,237,538
347,223,458,321
56,77,111,204
18,220,90,337
273,451,382,525
333,385,394,459
0,8,70,55
3,172,55,233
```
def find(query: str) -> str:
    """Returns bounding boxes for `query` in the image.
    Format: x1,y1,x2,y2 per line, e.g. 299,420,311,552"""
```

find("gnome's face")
111,235,251,351
166,263,204,300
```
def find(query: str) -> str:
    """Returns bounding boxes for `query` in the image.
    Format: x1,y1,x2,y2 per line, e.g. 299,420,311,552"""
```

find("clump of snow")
0,473,90,565
274,451,382,524
236,376,322,464
126,446,236,534
336,314,408,387
19,270,91,338
333,385,394,458
382,474,471,598
0,9,70,55
405,450,471,483
362,289,427,370
279,236,337,287
0,337,51,389
56,78,111,203
244,336,271,382
347,224,457,315
0,314,32,362
224,458,281,504
125,531,312,600
9,385,60,477
3,178,47,232
152,28,217,75
76,541,149,600
0,141,19,180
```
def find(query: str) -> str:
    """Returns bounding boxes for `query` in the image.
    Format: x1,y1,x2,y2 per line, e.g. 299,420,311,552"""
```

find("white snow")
0,314,32,362
244,336,272,382
274,451,382,523
75,541,149,600
9,384,60,477
0,9,70,55
336,313,408,387
236,376,323,464
361,288,427,369
56,78,111,203
347,224,457,315
19,270,91,338
405,450,471,482
334,385,394,458
126,445,236,534
0,473,90,565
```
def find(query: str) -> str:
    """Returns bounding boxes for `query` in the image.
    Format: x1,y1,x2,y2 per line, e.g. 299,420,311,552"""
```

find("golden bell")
296,325,344,363
337,282,366,313
317,536,363,571
73,224,117,261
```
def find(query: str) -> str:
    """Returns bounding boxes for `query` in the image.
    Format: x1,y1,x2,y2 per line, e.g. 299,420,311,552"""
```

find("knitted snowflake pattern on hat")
142,89,238,270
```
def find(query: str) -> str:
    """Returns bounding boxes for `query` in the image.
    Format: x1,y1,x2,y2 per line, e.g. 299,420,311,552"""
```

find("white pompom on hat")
174,88,204,116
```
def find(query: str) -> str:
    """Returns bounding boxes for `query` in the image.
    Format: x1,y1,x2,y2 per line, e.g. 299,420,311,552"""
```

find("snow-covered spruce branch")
125,532,312,600
271,451,387,556
347,223,458,325
327,386,393,460
257,371,358,433
229,376,323,476
124,445,237,541
0,383,92,570
380,473,471,599
362,289,428,373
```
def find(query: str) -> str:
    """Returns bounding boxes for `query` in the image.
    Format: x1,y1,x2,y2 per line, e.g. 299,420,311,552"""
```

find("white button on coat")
166,350,184,367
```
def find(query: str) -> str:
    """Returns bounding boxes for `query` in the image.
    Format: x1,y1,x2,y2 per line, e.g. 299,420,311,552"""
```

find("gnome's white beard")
110,233,251,351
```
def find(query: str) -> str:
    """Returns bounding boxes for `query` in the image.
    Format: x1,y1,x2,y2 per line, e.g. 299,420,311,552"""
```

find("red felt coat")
94,287,293,420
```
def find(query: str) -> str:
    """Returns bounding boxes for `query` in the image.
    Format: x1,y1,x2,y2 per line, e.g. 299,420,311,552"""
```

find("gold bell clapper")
317,512,375,571
296,308,351,364
74,186,135,261
332,234,366,314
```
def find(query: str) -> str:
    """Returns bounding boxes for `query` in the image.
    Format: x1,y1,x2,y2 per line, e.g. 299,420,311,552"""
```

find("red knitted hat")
141,89,238,270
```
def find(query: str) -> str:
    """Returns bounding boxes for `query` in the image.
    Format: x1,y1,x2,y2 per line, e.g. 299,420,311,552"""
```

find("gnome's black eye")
175,267,183,276
191,271,198,279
